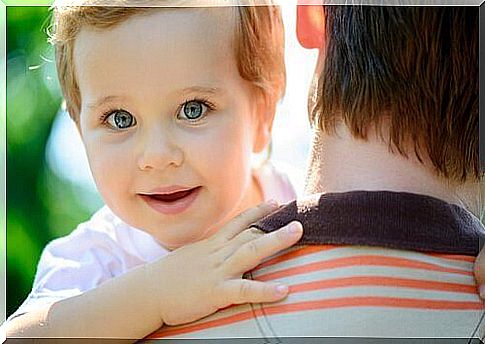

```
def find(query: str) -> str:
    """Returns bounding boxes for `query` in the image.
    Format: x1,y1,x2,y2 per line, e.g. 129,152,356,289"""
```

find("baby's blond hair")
50,0,285,122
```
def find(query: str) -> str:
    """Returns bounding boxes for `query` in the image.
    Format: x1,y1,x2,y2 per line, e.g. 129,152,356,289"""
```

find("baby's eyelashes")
101,109,137,130
176,98,217,124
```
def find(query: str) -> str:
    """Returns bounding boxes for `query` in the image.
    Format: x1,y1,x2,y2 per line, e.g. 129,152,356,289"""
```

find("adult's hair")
311,6,478,182
50,0,285,123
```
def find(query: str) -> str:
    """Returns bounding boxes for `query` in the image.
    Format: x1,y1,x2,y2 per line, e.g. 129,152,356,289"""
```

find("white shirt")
9,162,297,319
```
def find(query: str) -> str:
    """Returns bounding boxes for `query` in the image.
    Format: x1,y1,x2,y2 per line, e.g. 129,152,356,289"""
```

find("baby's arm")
5,261,165,340
5,201,302,340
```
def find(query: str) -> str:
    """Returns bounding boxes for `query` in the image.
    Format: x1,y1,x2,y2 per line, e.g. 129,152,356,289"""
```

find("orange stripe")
149,297,484,338
425,253,475,263
257,245,338,270
255,255,472,281
289,276,477,294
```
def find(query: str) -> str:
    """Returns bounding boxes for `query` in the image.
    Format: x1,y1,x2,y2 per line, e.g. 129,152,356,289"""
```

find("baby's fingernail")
275,284,288,295
287,222,302,234
479,285,485,299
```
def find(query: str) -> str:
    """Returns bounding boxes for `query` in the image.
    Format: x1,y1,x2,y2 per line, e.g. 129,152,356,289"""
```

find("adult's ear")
296,3,325,50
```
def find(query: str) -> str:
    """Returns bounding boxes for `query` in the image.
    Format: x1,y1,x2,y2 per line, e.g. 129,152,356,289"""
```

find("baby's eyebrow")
87,95,128,111
180,86,224,96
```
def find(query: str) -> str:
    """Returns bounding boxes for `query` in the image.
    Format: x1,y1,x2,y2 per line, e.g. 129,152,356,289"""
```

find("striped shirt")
146,192,484,341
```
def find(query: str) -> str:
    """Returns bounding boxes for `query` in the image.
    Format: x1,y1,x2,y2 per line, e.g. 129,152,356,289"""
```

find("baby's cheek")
89,152,131,203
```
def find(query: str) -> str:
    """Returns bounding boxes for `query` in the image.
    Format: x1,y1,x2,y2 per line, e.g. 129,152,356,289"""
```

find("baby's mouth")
147,188,199,202
140,186,202,215
141,186,202,203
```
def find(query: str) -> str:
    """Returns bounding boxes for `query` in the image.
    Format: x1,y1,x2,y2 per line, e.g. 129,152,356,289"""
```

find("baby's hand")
145,201,302,326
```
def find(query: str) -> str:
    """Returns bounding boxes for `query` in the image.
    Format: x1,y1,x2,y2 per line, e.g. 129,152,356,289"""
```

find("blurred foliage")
1,1,7,324
6,6,96,317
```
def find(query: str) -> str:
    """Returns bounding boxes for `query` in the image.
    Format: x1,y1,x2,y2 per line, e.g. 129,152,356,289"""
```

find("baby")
6,1,303,339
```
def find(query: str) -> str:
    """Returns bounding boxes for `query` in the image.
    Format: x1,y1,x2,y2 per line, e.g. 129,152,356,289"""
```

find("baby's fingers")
210,201,279,244
223,221,303,276
219,279,289,306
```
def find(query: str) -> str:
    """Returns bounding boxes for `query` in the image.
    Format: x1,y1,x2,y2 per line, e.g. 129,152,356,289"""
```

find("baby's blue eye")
180,100,207,121
105,110,136,129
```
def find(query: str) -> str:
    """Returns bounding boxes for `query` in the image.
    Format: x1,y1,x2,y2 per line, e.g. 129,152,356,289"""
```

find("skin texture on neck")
304,123,481,216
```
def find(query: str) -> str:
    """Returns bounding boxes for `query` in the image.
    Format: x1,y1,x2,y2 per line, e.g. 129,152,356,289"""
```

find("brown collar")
253,191,484,256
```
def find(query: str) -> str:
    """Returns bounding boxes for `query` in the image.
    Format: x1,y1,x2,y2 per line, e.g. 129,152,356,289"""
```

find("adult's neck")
304,124,479,211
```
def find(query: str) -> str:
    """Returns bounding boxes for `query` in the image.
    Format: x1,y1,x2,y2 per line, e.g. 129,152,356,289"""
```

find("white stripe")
275,284,481,303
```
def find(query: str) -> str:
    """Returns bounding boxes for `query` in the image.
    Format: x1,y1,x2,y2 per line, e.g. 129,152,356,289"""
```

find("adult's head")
299,5,478,185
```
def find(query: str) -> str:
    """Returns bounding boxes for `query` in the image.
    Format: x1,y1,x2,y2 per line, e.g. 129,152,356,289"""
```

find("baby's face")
74,8,268,249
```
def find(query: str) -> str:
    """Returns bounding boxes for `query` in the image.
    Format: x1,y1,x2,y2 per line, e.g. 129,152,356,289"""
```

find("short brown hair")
311,6,478,182
50,1,285,123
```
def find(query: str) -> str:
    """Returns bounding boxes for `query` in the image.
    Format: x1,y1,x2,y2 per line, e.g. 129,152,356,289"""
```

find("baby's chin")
113,205,226,250
149,225,218,251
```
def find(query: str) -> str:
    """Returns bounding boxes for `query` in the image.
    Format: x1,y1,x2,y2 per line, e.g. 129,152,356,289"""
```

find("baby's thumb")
219,280,289,307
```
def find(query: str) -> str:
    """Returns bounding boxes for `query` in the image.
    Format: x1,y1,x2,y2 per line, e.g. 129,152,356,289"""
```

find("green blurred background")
6,6,102,318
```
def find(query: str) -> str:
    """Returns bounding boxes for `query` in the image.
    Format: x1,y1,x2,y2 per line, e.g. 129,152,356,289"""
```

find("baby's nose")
137,132,184,171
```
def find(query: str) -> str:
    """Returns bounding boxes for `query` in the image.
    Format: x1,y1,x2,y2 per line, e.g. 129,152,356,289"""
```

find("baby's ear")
253,92,276,154
296,4,325,50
